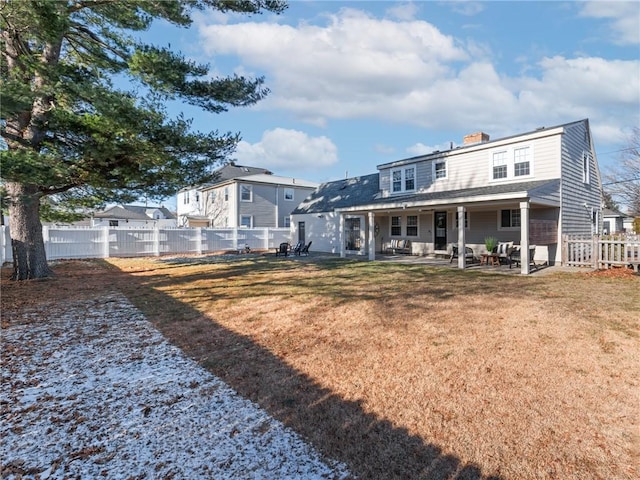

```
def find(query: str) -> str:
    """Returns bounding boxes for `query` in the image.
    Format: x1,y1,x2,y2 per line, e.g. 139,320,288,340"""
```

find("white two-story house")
291,119,602,273
177,163,318,228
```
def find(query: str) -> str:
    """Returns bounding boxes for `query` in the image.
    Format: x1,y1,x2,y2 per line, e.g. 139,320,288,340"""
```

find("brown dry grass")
2,255,639,480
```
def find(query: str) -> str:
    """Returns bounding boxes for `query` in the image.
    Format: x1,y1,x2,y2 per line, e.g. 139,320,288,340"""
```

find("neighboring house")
602,208,635,234
91,205,177,228
292,119,602,273
177,163,319,228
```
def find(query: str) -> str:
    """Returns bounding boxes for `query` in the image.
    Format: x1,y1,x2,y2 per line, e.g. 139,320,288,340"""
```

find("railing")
0,226,292,264
563,234,640,271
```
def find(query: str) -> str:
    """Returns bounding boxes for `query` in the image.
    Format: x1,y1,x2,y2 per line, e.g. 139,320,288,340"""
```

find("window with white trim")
391,216,402,236
240,184,252,202
406,215,418,236
390,166,416,193
582,151,591,184
183,192,190,204
284,188,294,201
434,160,447,180
499,209,521,229
514,147,530,177
284,217,291,228
224,187,229,201
492,151,507,179
240,215,252,228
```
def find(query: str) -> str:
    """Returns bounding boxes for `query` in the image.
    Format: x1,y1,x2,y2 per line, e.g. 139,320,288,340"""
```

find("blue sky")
139,1,639,209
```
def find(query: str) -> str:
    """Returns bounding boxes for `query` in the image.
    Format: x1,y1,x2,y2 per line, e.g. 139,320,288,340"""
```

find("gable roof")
294,176,560,214
93,205,175,220
292,173,381,214
179,163,272,192
377,118,590,169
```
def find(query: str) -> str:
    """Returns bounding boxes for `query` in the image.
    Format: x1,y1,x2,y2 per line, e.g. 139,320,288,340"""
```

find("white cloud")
580,1,640,45
406,141,456,157
446,1,485,17
386,2,419,21
197,6,639,148
233,128,338,171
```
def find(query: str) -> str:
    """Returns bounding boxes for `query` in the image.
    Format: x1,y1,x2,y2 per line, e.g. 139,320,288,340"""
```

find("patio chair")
275,242,290,257
450,244,475,263
298,241,312,256
509,245,538,270
292,241,304,255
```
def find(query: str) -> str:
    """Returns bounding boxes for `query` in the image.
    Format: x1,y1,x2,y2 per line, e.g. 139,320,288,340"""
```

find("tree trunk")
6,182,54,280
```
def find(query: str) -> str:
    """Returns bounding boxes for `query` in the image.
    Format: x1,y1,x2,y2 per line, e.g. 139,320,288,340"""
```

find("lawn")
2,255,639,479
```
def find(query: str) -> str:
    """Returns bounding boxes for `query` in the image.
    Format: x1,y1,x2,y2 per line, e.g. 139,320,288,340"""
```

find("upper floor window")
434,160,447,180
391,166,416,193
499,209,521,229
514,147,530,177
183,192,190,204
240,184,252,202
492,152,508,180
391,216,402,236
582,151,591,184
284,188,294,201
406,215,418,236
224,187,229,201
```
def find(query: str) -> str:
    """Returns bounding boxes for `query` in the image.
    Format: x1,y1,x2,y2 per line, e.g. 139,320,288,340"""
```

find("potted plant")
484,236,498,253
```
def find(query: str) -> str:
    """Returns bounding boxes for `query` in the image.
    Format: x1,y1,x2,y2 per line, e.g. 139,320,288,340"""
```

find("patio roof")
295,176,560,216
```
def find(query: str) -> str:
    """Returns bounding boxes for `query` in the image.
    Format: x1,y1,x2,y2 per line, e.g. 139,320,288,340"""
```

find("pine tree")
1,0,286,279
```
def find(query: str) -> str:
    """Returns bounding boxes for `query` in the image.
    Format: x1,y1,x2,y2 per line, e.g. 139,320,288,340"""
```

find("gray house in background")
177,163,318,228
292,119,603,274
602,208,635,234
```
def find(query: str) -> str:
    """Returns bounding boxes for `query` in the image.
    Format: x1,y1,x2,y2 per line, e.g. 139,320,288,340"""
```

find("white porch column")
520,201,530,275
368,211,376,260
457,206,466,270
339,213,346,258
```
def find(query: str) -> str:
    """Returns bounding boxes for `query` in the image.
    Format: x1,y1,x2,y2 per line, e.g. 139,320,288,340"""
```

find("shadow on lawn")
104,257,506,480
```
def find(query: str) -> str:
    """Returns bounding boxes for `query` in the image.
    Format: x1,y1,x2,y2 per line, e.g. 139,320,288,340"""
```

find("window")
500,209,521,229
195,191,200,203
406,215,418,236
240,184,252,202
582,151,591,184
224,187,229,201
391,216,402,236
240,215,252,228
434,160,447,180
284,188,294,201
183,192,190,204
390,166,416,193
514,147,530,177
109,220,119,227
284,217,291,228
492,152,507,179
455,211,469,229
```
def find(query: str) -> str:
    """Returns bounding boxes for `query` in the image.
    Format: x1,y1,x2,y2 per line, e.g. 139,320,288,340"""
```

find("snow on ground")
1,293,349,479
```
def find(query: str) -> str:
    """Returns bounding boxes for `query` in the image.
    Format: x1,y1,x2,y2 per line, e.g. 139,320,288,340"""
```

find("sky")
139,1,640,209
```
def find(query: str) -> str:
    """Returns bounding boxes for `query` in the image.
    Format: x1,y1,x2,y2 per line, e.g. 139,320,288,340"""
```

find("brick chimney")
463,132,490,145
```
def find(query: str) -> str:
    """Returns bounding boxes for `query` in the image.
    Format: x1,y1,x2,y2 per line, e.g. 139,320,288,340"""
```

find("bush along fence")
562,234,640,271
0,226,292,265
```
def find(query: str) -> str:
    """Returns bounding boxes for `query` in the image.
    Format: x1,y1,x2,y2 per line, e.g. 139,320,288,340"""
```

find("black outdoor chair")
275,242,290,257
298,241,312,256
450,244,475,263
292,241,304,255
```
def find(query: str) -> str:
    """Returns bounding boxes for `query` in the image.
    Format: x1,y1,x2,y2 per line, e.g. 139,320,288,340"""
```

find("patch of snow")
1,293,349,479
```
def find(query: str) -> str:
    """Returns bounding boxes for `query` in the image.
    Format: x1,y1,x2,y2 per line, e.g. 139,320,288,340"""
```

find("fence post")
196,227,202,255
592,234,598,269
153,227,160,256
264,228,269,251
102,226,110,258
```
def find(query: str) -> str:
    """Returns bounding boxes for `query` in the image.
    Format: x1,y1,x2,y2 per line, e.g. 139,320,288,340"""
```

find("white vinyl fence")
0,226,292,264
